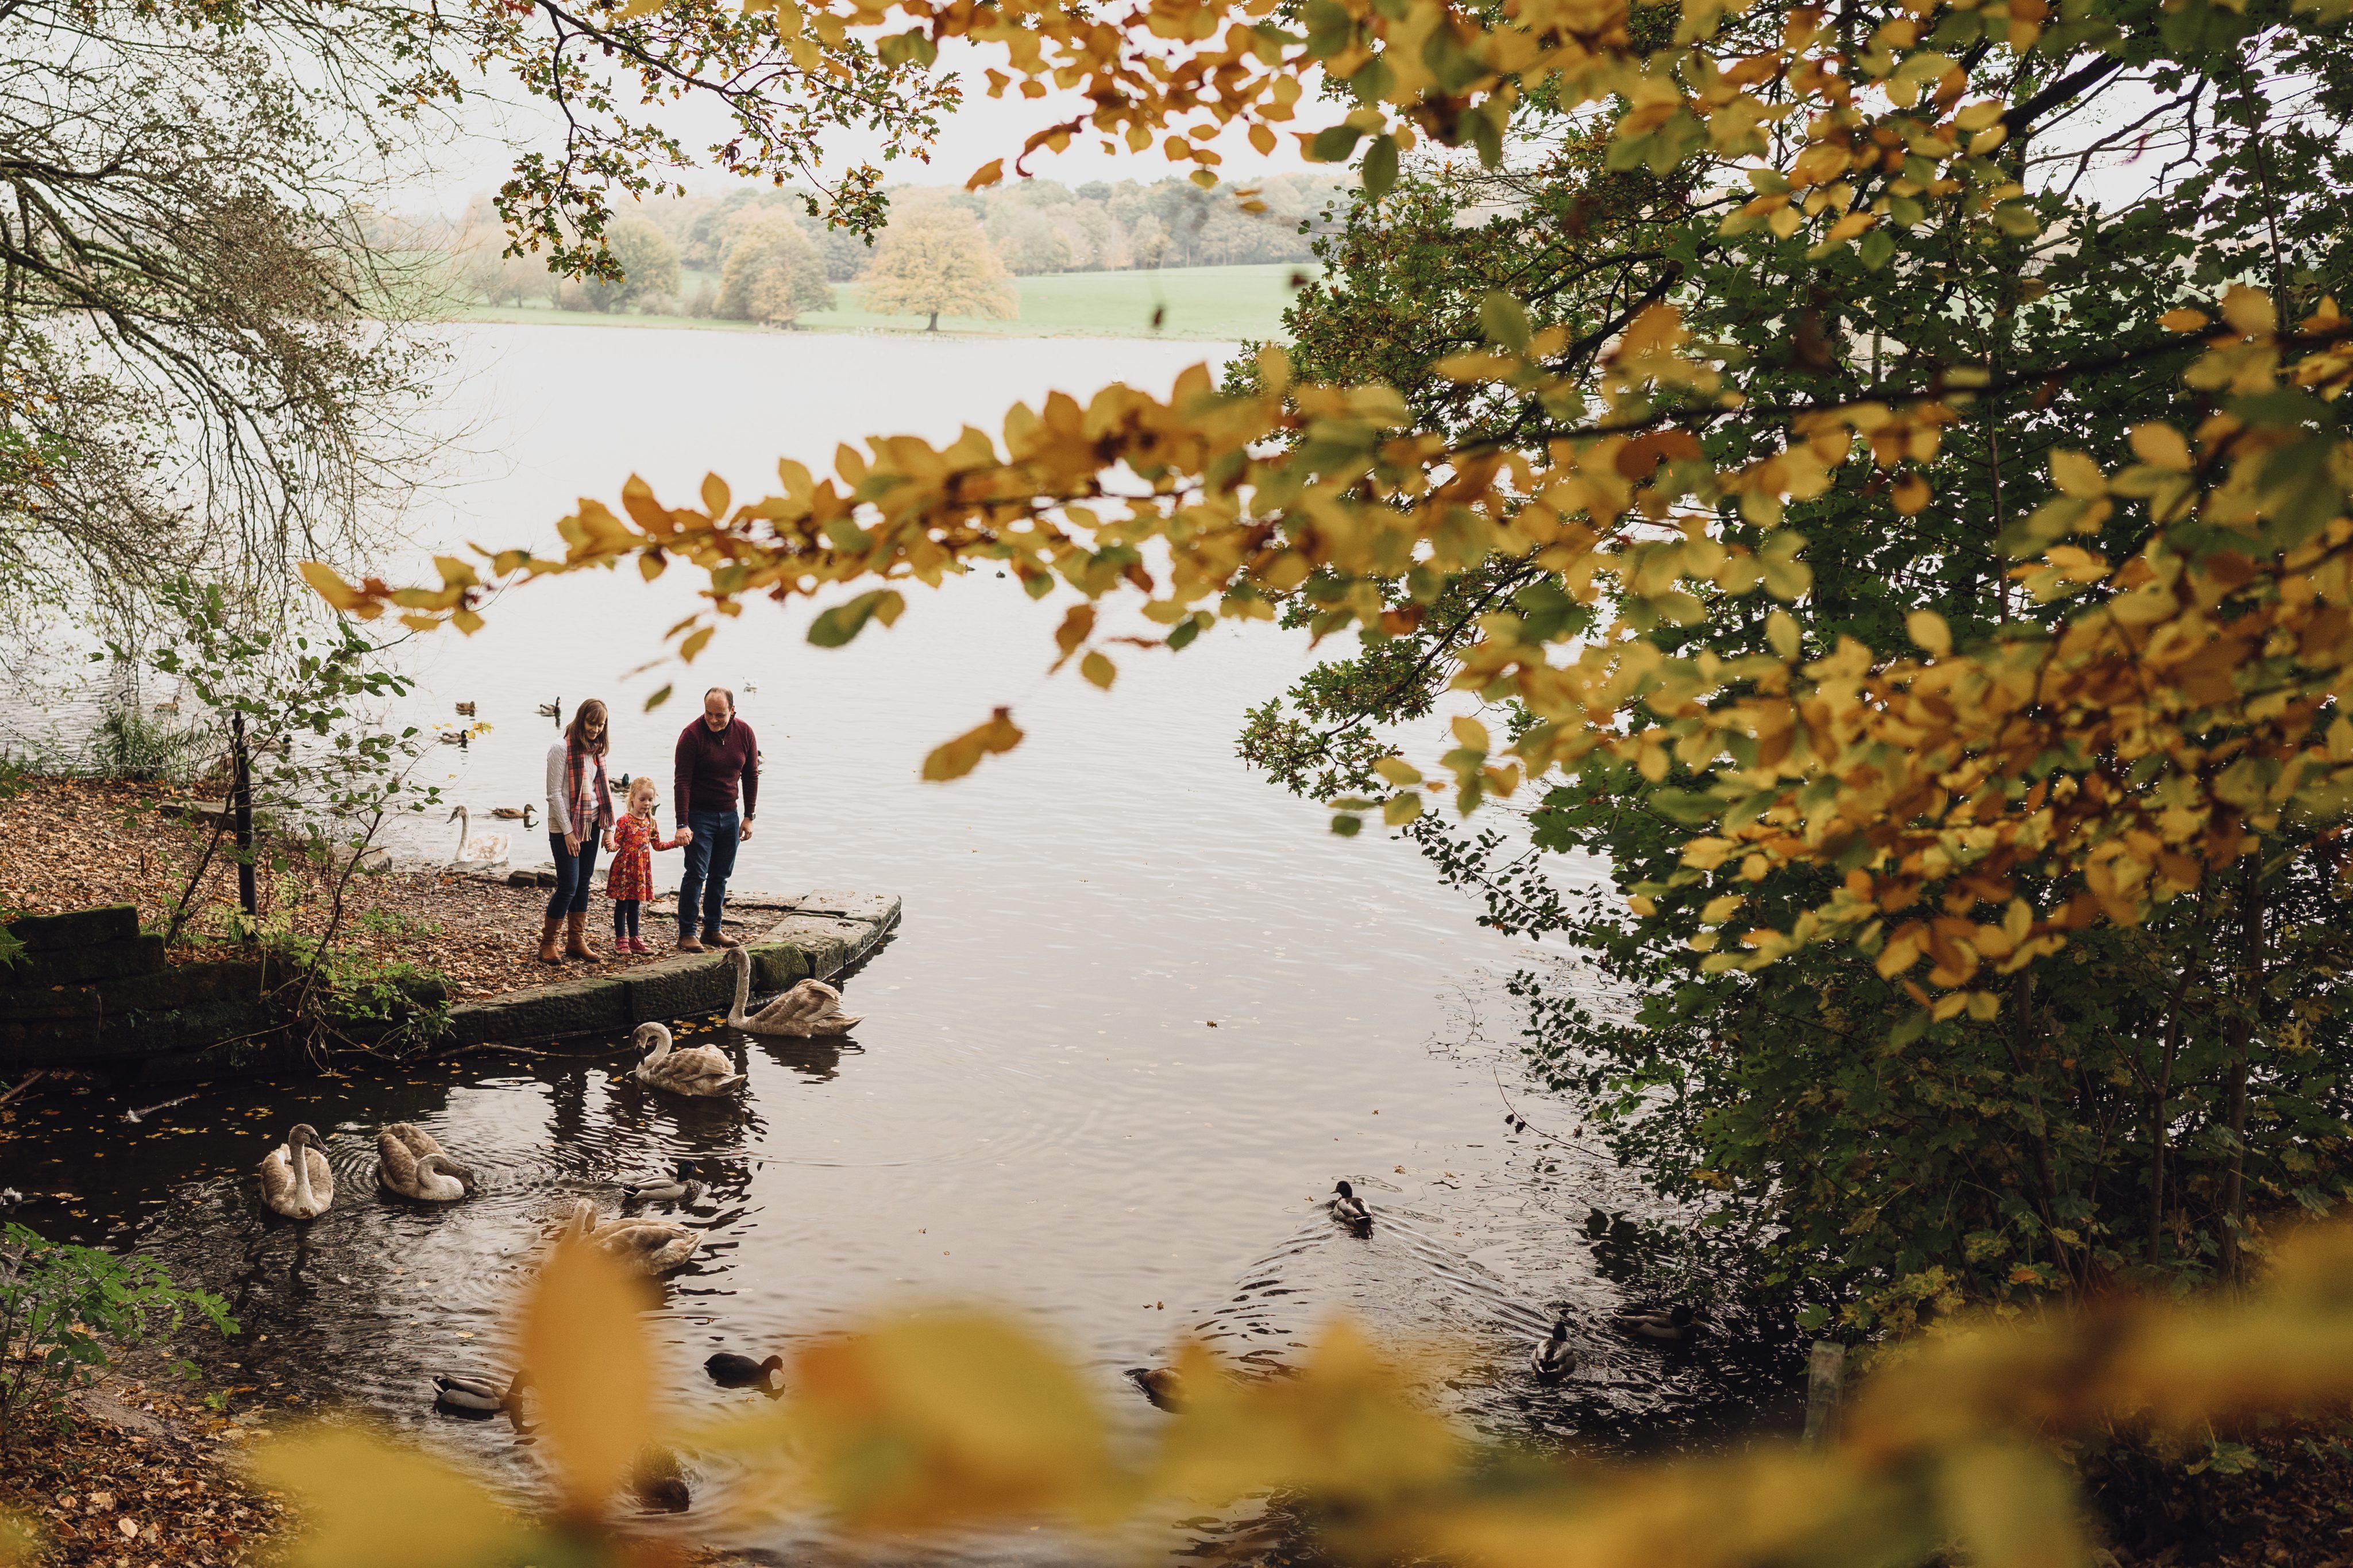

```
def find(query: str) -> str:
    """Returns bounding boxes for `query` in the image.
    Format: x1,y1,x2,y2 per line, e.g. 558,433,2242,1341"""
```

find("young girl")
602,776,681,953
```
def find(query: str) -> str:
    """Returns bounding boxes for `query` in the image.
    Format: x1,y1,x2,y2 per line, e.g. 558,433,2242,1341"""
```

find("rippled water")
1,325,1802,1556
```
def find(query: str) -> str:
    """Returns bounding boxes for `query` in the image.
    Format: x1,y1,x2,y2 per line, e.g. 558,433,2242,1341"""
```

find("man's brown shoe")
705,930,741,949
676,934,707,953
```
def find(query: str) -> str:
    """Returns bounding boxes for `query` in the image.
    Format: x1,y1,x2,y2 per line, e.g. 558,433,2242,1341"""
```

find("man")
673,686,758,952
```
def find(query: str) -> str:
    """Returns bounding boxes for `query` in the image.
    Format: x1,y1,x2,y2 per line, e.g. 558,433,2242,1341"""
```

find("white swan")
561,1198,700,1275
259,1124,334,1219
628,1021,746,1096
377,1122,475,1202
448,805,510,867
726,948,863,1037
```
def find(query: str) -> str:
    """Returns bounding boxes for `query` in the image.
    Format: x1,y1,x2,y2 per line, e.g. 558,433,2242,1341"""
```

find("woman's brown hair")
565,698,611,758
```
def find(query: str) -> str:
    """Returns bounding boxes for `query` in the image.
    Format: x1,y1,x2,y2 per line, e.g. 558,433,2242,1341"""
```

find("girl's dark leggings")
614,899,642,940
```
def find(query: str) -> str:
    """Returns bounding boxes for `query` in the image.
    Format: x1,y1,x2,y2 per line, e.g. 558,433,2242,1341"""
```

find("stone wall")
0,890,899,1082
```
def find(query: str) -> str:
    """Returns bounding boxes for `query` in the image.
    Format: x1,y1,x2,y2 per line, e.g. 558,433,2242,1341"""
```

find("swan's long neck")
287,1134,315,1207
643,1031,672,1066
454,806,470,854
727,953,750,1026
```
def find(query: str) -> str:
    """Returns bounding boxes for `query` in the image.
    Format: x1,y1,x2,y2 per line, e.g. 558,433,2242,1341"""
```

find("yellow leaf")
1080,650,1117,689
2157,307,2210,333
680,625,715,663
1372,756,1424,787
1383,792,1424,826
1907,609,1951,656
1450,715,1490,751
1939,1442,2086,1568
1892,474,1931,515
778,1309,1116,1530
700,472,732,518
521,1240,655,1510
253,1428,521,1568
2128,423,2193,471
1154,1320,1459,1509
2048,450,2105,498
966,159,1006,190
1702,894,1743,923
921,707,1025,782
298,561,368,613
1766,609,1802,661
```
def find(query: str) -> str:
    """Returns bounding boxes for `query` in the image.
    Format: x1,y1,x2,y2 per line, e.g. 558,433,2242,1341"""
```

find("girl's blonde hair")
627,775,661,814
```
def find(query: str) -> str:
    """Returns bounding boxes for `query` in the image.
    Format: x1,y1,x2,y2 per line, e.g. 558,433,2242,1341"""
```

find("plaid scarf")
566,743,613,835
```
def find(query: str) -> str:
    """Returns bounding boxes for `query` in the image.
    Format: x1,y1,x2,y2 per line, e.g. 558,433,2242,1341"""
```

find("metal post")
1803,1341,1846,1447
230,712,257,921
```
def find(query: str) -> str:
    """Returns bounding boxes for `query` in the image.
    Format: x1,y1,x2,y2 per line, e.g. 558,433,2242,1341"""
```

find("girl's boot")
565,910,597,960
537,915,564,964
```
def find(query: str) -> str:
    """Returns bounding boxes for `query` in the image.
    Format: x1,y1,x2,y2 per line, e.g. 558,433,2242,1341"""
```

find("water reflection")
0,327,1806,1558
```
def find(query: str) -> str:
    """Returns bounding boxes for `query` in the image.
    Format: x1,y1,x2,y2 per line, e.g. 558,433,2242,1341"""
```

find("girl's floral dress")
606,815,675,902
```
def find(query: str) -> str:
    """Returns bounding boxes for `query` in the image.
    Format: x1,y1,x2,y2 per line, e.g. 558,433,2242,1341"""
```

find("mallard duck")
622,1158,705,1204
1331,1180,1371,1230
447,805,510,867
488,804,537,825
433,1370,526,1418
726,948,862,1037
562,1198,700,1275
453,701,476,717
259,1124,334,1219
628,1022,746,1097
1124,1366,1185,1412
537,698,561,720
1613,1304,1700,1343
705,1351,784,1392
1530,1317,1575,1381
378,1123,475,1203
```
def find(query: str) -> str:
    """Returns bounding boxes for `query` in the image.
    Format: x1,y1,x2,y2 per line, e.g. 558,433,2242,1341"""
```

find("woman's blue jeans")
547,830,601,918
677,809,739,940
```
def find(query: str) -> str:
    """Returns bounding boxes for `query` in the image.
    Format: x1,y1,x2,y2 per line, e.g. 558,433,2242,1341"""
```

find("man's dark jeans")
677,809,739,941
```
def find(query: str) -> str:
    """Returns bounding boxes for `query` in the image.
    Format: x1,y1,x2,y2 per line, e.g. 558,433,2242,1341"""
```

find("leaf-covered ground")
0,778,752,1001
0,1379,287,1567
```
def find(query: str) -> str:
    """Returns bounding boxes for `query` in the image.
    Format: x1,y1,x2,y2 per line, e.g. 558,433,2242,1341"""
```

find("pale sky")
406,37,1333,221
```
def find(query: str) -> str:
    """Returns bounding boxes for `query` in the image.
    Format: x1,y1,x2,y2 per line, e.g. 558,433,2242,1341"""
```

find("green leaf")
643,684,672,712
1309,123,1366,163
1480,290,1532,354
1859,229,1895,271
808,589,908,648
1362,134,1399,198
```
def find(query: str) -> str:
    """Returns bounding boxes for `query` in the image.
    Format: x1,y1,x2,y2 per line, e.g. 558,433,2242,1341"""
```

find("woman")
540,698,615,963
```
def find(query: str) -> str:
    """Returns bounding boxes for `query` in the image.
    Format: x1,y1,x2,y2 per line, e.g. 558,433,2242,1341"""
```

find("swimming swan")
378,1123,476,1202
628,1022,746,1096
562,1197,700,1275
447,805,510,867
726,947,862,1037
259,1124,334,1219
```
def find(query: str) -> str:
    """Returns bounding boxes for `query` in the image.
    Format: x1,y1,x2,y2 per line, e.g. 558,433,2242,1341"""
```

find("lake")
1,324,1799,1557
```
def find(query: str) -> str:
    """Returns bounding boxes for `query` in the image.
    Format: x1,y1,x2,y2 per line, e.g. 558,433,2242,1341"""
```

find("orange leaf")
521,1240,656,1511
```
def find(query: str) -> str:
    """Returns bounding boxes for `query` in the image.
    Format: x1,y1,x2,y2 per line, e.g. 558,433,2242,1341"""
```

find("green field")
462,262,1313,343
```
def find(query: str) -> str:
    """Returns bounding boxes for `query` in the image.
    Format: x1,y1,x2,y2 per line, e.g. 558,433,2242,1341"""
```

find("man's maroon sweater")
674,716,759,824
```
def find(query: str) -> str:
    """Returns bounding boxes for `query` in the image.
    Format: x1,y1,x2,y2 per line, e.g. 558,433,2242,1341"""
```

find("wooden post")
230,712,257,921
1803,1341,1846,1447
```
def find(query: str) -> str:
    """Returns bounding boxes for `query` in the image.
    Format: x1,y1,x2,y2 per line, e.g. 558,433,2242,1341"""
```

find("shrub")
0,1224,235,1446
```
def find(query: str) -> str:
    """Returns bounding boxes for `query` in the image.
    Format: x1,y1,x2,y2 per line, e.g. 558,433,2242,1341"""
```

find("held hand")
565,832,581,856
602,832,617,853
740,817,754,841
676,825,694,845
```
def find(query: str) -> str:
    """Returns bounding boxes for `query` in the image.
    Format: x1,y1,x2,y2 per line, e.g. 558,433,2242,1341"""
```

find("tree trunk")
230,712,257,922
925,311,939,332
2220,857,2264,1284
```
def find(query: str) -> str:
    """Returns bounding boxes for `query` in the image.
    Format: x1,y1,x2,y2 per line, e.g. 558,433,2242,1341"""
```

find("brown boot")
536,915,564,964
565,910,597,960
676,932,706,953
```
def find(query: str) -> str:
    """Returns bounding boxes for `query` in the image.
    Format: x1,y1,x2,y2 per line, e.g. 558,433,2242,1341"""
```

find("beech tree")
319,0,2353,1322
858,205,1017,331
716,217,834,325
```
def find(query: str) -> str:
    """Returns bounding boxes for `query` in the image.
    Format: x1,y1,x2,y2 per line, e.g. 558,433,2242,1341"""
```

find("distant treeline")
432,176,1344,318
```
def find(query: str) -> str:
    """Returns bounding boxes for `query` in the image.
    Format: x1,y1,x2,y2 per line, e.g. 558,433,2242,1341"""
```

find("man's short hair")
704,686,735,712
